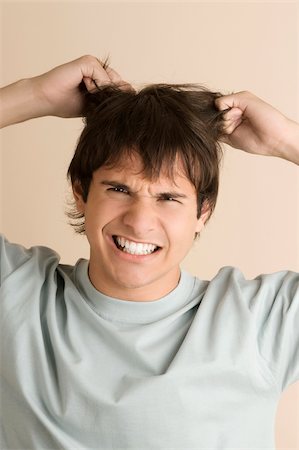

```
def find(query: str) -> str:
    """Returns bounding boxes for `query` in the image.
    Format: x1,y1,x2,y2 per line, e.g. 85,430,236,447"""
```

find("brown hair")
67,83,226,234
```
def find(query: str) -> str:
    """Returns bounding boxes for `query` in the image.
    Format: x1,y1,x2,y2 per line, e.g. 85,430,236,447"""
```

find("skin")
0,55,132,127
73,154,211,301
1,55,298,301
215,91,299,165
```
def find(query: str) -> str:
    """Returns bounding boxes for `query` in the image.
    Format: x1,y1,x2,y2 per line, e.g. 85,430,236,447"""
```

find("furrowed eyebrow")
100,180,187,199
157,192,187,199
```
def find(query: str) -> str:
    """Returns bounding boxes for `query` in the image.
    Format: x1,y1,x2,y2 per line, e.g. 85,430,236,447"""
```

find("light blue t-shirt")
0,234,298,449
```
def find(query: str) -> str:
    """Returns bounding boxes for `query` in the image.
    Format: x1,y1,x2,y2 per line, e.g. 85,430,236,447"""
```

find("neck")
88,259,181,302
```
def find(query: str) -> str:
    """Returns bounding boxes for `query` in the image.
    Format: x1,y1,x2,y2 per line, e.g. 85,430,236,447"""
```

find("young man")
0,55,298,449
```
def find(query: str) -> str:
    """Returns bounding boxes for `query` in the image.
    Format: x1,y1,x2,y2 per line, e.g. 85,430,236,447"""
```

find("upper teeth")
115,236,158,255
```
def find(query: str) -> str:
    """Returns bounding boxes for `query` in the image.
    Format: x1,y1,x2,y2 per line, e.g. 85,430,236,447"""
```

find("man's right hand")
0,55,132,128
34,55,132,118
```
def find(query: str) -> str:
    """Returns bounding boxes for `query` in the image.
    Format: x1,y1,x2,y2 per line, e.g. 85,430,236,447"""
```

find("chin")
113,273,153,291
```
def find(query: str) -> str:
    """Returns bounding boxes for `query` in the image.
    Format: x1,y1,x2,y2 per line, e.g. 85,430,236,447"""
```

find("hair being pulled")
67,80,227,234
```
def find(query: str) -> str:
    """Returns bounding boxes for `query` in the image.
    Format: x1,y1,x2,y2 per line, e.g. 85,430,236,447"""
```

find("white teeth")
136,243,143,254
115,236,158,255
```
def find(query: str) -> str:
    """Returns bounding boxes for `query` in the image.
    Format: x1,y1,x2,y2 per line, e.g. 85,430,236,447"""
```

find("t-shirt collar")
75,259,197,324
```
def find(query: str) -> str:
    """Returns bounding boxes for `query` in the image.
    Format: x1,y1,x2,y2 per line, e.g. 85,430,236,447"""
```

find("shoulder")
0,233,61,285
209,265,298,290
200,267,299,390
202,266,298,310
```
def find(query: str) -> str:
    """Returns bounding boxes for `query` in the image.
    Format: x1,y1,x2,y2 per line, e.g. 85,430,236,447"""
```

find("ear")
195,200,211,233
72,181,86,214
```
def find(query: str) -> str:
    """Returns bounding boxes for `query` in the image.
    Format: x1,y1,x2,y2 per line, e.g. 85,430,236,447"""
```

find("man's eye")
108,187,128,194
159,196,180,203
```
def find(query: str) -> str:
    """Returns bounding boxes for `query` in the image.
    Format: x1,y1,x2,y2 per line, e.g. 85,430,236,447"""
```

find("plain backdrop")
1,1,298,448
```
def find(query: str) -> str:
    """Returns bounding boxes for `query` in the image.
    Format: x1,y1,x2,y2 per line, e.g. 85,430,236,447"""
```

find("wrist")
30,75,56,117
277,119,299,165
0,77,49,128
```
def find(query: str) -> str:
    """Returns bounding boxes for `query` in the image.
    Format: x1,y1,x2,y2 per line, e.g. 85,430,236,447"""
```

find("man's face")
74,154,210,301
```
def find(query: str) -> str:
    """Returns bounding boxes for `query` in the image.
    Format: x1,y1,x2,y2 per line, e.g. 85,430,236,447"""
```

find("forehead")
93,153,195,191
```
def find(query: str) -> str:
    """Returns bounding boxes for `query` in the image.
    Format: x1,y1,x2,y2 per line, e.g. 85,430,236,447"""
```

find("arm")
215,91,299,166
0,55,132,128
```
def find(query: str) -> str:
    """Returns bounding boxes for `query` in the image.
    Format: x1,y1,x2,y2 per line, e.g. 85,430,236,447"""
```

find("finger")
79,56,111,92
105,66,122,83
105,66,135,92
215,95,236,111
215,92,249,112
83,76,102,92
222,107,243,122
222,117,243,134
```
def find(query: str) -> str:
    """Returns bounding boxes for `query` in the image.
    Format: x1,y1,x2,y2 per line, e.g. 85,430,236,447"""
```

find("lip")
108,235,162,261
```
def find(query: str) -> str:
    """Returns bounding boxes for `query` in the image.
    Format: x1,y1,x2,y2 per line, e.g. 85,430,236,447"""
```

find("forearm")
0,77,47,128
278,119,299,165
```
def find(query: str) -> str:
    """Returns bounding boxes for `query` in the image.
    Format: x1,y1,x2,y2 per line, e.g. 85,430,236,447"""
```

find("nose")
121,196,158,236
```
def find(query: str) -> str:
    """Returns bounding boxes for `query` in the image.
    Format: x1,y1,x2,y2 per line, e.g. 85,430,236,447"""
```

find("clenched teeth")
114,236,159,255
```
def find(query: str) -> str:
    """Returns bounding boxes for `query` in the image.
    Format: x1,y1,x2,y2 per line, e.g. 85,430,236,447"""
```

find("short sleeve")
250,270,299,391
0,234,33,285
0,234,60,286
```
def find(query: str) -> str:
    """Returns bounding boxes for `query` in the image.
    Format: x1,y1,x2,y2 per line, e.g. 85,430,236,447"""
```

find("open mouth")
112,235,161,256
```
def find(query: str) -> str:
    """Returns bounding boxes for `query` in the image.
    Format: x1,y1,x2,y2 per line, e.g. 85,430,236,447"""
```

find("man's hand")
34,55,132,118
215,91,299,165
0,55,132,127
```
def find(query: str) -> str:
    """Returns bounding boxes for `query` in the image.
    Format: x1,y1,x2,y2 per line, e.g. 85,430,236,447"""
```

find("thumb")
215,93,245,134
215,91,248,112
221,108,244,134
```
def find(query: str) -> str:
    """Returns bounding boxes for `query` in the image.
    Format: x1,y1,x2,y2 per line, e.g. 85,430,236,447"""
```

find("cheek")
165,210,198,246
84,200,117,235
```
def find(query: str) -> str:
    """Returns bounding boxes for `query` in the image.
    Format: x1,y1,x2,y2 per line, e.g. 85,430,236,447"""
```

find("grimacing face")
73,154,210,302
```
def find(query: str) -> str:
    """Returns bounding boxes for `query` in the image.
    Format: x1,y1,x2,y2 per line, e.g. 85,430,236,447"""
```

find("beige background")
1,1,298,448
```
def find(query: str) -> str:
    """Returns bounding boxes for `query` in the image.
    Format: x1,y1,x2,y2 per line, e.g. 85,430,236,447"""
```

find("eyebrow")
100,180,188,199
